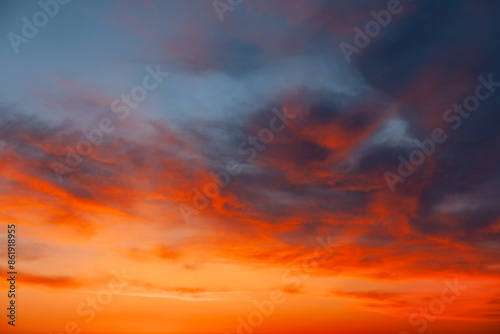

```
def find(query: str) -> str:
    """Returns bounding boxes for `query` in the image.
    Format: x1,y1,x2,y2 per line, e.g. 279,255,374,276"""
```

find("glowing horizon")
0,1,499,334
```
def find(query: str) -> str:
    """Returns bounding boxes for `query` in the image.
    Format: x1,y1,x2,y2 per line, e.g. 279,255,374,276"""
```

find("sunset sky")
1,1,500,334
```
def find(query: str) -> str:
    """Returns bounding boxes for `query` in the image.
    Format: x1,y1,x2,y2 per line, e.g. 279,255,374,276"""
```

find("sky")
0,0,499,333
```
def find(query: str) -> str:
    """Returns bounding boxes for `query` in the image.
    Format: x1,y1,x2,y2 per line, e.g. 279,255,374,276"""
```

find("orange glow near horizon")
1,1,500,333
